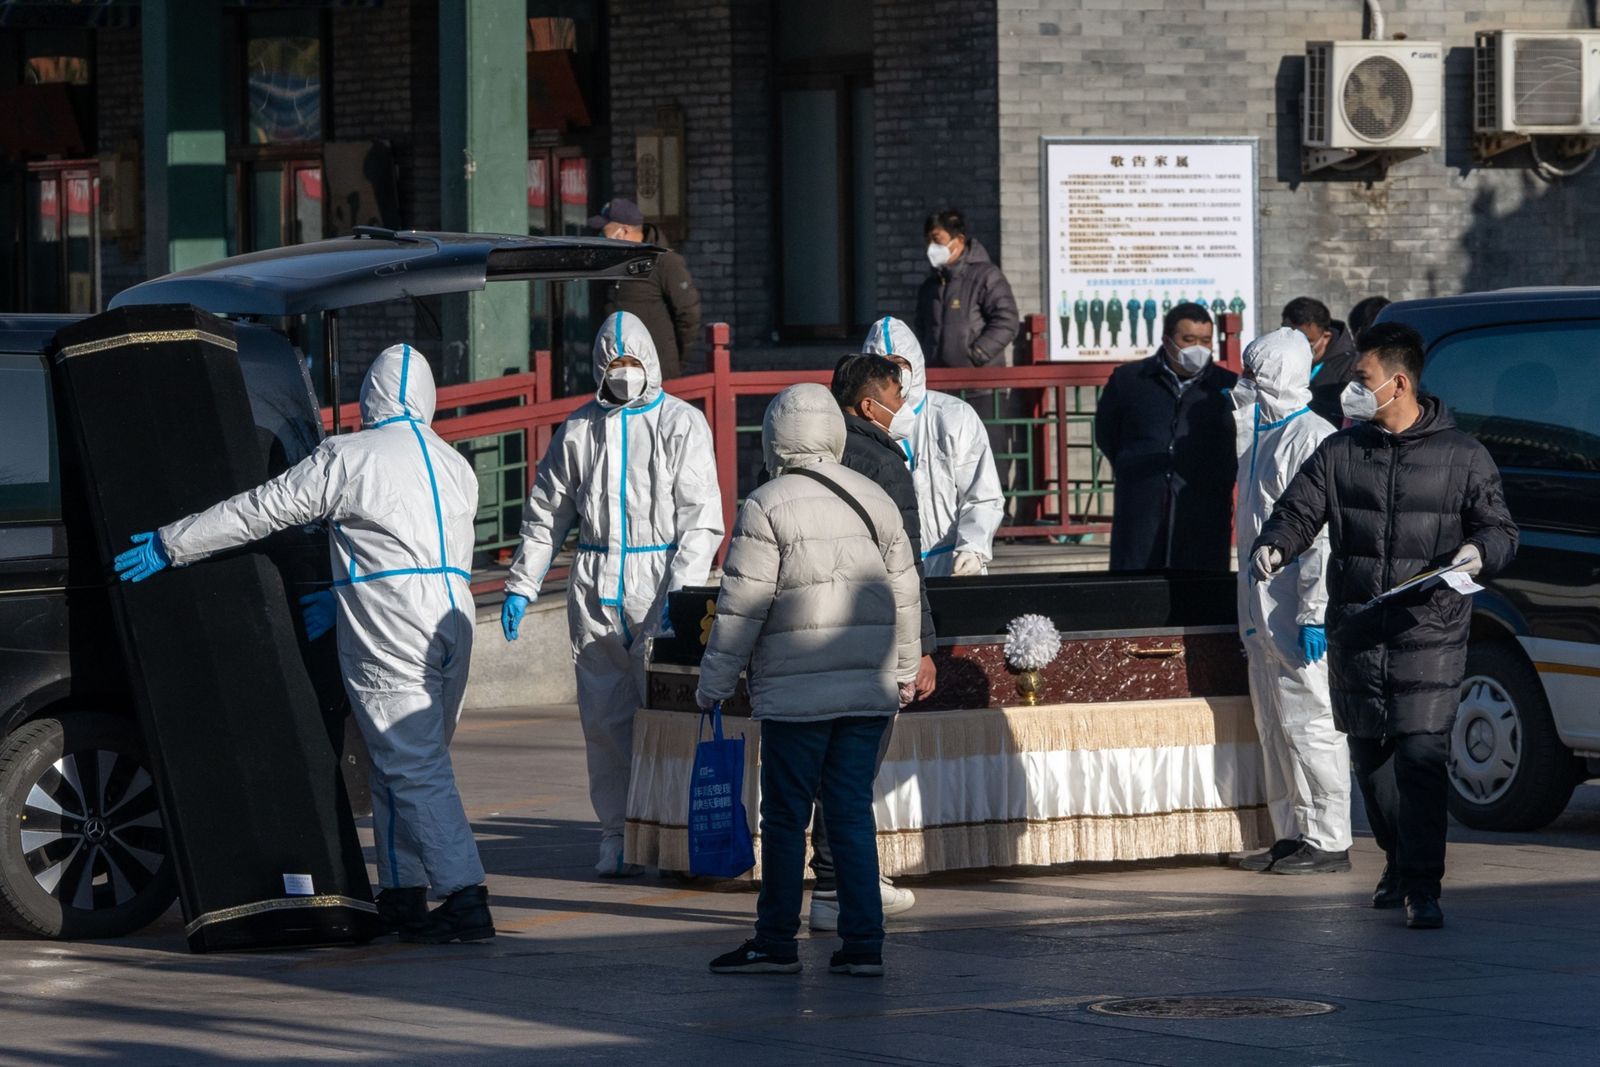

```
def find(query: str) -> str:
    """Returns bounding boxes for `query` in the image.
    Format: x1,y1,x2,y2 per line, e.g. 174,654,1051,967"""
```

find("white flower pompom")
1004,614,1061,671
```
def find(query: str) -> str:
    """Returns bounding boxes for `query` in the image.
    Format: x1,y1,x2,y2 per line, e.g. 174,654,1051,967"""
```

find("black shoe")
709,939,801,974
1372,863,1405,909
1270,844,1353,875
400,885,495,944
829,949,884,977
1238,838,1301,872
375,886,428,935
1405,894,1444,930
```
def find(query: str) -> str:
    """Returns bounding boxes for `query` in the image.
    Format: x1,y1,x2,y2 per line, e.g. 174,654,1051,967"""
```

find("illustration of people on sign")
1060,285,1247,356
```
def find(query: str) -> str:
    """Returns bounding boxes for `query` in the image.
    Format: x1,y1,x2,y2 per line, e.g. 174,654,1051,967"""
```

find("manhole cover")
1089,996,1337,1020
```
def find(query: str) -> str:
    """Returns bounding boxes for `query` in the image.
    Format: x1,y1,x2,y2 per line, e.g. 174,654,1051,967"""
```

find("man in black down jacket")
1282,296,1360,428
591,198,702,378
1252,322,1518,931
915,209,1019,368
802,354,936,932
1094,302,1238,572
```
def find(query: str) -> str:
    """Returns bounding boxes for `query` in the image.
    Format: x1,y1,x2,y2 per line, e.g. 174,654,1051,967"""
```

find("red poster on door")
558,158,587,207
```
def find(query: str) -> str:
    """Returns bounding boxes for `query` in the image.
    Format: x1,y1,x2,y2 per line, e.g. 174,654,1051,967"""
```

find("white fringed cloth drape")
624,697,1271,877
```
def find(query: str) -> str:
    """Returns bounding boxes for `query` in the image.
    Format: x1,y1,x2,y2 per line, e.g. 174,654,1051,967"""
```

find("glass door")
23,162,99,314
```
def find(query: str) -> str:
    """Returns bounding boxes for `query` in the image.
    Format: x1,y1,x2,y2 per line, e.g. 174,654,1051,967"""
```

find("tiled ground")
3,705,1597,1066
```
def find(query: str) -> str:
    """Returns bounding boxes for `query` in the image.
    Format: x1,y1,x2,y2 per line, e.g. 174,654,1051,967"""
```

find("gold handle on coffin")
1125,644,1183,659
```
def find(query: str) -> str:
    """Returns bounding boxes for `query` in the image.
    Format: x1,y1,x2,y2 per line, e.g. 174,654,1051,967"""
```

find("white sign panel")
1042,139,1258,362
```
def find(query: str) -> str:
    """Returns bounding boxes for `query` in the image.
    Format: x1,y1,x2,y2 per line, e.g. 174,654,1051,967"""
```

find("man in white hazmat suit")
1232,327,1353,876
501,311,723,876
111,343,493,944
861,316,1003,577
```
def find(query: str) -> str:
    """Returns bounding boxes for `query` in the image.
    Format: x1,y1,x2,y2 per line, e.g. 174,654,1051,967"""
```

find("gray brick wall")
608,0,775,354
330,0,434,392
998,0,1600,329
873,0,1002,326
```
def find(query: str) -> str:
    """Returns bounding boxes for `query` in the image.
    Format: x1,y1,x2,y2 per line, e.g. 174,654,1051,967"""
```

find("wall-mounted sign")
1040,137,1259,362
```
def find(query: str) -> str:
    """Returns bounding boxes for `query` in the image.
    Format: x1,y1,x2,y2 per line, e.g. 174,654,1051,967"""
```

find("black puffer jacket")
1254,396,1519,738
840,413,936,655
914,240,1020,368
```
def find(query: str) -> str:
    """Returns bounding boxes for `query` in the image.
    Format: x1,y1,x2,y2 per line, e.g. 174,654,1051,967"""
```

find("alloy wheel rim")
19,748,165,910
1448,674,1521,806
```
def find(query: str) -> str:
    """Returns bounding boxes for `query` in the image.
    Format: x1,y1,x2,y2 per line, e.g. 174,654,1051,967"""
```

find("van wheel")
0,713,177,939
1447,642,1580,833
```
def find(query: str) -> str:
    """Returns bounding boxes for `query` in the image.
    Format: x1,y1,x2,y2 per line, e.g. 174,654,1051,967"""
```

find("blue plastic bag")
687,703,755,878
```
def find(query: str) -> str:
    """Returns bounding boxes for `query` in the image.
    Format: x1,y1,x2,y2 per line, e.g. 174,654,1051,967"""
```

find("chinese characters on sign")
1043,140,1258,362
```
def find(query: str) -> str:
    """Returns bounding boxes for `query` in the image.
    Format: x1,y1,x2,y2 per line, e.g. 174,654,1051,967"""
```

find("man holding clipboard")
1249,323,1519,931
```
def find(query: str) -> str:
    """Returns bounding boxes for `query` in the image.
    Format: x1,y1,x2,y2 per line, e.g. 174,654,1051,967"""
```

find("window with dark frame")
774,0,875,340
227,9,328,256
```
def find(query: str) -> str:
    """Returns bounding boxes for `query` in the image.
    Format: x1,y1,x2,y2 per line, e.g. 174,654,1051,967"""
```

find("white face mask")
604,365,647,402
926,242,952,269
1173,343,1213,375
867,396,916,443
1340,375,1397,421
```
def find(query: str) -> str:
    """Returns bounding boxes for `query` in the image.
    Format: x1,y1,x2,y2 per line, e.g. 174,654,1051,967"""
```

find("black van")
1379,289,1600,831
0,231,658,939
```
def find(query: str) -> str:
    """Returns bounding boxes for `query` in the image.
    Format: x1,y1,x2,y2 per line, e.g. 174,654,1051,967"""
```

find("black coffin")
49,306,380,952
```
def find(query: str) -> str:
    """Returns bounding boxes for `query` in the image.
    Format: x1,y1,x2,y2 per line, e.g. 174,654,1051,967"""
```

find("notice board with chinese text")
1041,138,1259,362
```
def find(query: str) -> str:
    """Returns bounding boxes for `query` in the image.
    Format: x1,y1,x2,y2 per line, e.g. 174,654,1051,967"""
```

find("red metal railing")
321,312,1244,588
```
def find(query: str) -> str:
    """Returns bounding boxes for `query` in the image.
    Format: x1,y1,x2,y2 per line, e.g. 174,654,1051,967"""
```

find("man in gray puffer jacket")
700,383,922,978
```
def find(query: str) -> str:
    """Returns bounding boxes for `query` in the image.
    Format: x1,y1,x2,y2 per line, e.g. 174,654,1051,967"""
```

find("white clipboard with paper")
1360,560,1483,611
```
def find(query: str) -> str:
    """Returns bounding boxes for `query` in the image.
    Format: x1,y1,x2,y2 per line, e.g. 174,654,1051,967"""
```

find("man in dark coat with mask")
914,208,1019,368
1094,302,1238,572
799,354,938,934
1252,321,1518,931
1282,296,1360,428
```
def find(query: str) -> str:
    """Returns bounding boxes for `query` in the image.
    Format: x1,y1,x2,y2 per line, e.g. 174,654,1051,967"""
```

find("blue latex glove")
659,598,675,637
299,590,336,642
1300,625,1327,664
502,593,530,642
114,531,170,583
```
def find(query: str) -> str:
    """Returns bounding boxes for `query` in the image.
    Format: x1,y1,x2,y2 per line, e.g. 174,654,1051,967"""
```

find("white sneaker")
880,878,916,917
808,878,915,931
595,836,645,878
809,890,839,931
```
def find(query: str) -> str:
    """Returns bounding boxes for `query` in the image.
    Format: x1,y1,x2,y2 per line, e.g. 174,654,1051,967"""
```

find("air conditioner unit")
1474,29,1600,161
1302,40,1443,173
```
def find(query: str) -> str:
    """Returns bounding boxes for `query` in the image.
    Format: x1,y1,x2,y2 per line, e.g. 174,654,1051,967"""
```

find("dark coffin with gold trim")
49,305,380,952
648,572,1246,713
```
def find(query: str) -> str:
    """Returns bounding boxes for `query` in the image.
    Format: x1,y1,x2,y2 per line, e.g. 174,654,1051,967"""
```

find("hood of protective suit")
592,311,663,409
863,316,926,411
361,343,437,427
762,383,845,476
1242,327,1315,423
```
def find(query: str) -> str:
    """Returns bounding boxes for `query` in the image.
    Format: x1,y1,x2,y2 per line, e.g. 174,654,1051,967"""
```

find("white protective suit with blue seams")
158,343,485,897
504,312,724,864
1234,326,1351,854
861,316,1003,578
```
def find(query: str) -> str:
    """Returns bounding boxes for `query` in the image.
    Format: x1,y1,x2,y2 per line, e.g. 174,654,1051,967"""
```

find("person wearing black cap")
590,197,703,378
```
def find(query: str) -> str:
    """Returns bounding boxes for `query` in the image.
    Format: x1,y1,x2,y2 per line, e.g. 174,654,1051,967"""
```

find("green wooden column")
439,0,530,383
141,0,229,277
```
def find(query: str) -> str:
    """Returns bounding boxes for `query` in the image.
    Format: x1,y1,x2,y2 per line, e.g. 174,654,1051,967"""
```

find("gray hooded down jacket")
695,384,922,721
